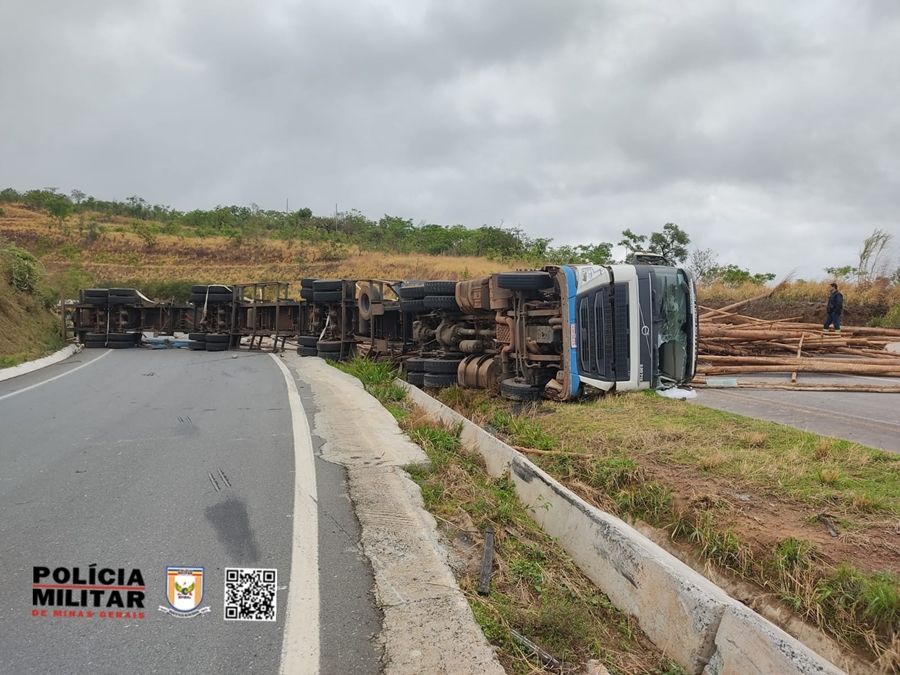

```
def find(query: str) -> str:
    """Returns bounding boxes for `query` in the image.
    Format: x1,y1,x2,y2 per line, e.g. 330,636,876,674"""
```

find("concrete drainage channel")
400,381,845,675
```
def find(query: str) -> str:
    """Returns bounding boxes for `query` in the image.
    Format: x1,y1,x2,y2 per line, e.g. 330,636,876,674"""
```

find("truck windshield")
653,269,692,384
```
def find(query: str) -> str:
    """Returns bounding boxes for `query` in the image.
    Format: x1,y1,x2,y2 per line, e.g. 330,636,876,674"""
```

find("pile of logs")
695,301,900,391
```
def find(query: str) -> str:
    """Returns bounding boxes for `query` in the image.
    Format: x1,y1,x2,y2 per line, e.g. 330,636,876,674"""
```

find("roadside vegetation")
2,189,898,325
0,239,64,366
437,387,900,669
333,357,686,675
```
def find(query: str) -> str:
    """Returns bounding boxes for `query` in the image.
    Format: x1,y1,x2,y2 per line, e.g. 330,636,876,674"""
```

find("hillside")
0,241,63,366
0,203,517,297
0,200,897,326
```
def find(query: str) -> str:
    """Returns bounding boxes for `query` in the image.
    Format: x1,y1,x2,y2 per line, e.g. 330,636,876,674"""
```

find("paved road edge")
271,354,321,675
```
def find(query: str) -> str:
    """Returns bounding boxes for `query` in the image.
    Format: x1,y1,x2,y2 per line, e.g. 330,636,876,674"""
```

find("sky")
1,0,898,279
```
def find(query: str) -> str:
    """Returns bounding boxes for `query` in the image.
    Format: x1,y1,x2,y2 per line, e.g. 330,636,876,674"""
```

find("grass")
334,357,685,674
0,241,65,366
435,386,900,665
0,203,518,291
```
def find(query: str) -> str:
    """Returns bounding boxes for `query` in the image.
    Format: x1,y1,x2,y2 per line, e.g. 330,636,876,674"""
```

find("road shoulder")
283,353,504,675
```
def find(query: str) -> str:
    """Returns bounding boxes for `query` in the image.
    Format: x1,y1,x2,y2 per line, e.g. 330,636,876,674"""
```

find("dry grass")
699,278,900,308
0,203,517,288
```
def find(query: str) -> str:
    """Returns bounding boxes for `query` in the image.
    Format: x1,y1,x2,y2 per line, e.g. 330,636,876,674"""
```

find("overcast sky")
1,0,898,278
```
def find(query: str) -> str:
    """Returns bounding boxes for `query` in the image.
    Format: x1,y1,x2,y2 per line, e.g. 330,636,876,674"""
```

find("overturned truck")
300,263,698,401
73,262,697,401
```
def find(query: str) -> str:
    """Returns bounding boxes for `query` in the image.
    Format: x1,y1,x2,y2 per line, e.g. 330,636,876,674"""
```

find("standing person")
824,282,844,331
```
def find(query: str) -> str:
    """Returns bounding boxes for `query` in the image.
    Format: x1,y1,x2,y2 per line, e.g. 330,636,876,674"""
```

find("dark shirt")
827,291,843,314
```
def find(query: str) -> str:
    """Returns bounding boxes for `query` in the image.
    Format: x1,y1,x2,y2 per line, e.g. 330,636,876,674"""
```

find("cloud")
0,0,897,278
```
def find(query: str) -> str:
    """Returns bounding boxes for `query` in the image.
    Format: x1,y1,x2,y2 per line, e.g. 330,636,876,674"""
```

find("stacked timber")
695,304,900,391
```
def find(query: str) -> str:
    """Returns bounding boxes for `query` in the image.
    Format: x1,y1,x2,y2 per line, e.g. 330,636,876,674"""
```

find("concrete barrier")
400,381,844,675
0,344,79,382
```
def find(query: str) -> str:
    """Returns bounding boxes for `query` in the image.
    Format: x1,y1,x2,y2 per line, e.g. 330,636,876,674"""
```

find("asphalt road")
694,373,900,453
0,349,380,674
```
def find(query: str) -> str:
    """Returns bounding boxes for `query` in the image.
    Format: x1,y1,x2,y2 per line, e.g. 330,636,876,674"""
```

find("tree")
824,265,857,281
648,223,690,263
707,264,775,287
46,195,73,230
619,223,691,263
689,248,718,281
618,228,647,254
70,189,86,204
857,229,893,282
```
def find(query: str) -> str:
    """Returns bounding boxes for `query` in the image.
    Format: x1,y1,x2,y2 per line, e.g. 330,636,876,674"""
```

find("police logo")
158,566,210,618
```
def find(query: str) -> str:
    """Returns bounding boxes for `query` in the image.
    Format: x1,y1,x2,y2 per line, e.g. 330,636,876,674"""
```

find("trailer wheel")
188,333,206,342
187,340,206,351
496,271,553,291
206,342,228,352
300,278,315,289
400,298,426,313
316,340,343,353
423,280,457,296
107,333,137,343
84,340,107,349
107,340,135,349
82,296,109,306
422,357,463,374
423,295,459,311
190,292,233,304
404,357,428,372
500,378,543,401
205,333,230,344
406,371,425,387
312,279,343,292
297,345,318,357
313,290,342,303
398,281,425,299
298,335,319,347
423,372,457,388
358,285,382,321
300,289,314,301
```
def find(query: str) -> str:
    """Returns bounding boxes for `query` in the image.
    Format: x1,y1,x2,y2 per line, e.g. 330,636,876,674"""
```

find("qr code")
224,567,277,621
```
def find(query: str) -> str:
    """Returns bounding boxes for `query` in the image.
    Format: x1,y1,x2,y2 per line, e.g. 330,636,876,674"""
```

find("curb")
0,344,80,382
400,381,844,675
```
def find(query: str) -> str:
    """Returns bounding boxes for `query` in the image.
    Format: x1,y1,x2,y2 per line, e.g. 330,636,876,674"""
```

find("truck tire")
400,299,426,313
496,271,553,291
404,357,427,372
312,279,342,292
422,358,463,374
188,332,206,342
206,342,228,352
316,340,343,353
205,333,230,344
398,281,425,299
187,340,206,351
84,339,107,349
358,285,381,321
423,295,459,311
190,292,233,304
314,290,342,303
500,377,543,401
423,280,457,296
83,296,108,306
106,333,137,343
406,371,425,387
300,278,315,289
300,289,314,301
298,335,319,347
297,345,318,357
423,372,456,388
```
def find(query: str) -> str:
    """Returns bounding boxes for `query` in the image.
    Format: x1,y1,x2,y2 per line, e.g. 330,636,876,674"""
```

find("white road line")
271,354,320,675
0,350,111,402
